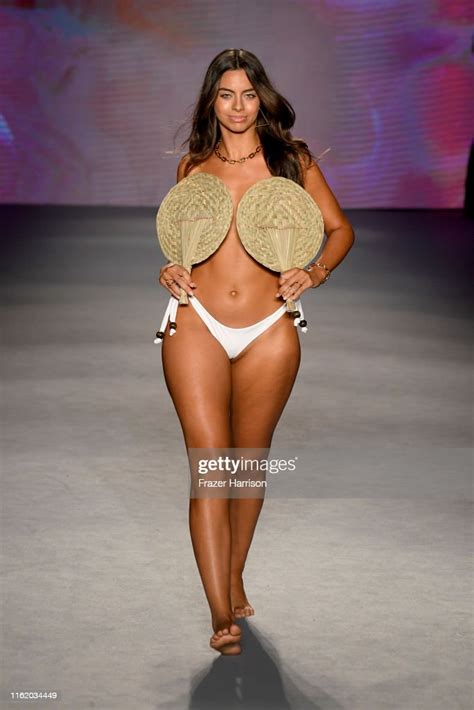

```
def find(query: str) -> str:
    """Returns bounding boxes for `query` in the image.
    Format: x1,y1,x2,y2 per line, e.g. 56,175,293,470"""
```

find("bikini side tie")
154,295,179,344
292,297,308,333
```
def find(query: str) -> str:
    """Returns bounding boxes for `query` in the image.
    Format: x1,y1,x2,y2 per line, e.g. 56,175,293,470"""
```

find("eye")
220,93,231,98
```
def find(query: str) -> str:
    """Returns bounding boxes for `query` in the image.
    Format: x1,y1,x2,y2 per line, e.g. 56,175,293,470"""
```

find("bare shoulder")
297,153,351,236
298,152,326,186
176,152,202,182
176,153,191,183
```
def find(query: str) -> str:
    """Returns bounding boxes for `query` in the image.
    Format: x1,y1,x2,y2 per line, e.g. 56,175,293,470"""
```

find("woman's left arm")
278,158,355,300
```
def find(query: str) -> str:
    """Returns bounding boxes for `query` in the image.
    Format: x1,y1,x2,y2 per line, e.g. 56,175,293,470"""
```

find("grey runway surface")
1,206,472,710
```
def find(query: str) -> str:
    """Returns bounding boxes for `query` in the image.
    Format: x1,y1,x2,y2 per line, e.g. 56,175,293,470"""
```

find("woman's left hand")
276,268,315,301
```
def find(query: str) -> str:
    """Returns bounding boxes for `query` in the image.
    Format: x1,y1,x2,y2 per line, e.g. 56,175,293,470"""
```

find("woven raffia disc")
236,177,324,272
156,173,233,270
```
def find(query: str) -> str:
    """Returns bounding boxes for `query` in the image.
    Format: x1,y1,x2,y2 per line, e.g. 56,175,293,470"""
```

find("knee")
184,429,233,449
231,418,274,449
231,431,273,449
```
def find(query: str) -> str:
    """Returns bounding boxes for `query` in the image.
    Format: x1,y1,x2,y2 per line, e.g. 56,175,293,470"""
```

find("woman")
158,49,355,656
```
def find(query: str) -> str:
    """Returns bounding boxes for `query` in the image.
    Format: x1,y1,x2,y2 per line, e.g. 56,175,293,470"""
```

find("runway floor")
1,206,472,709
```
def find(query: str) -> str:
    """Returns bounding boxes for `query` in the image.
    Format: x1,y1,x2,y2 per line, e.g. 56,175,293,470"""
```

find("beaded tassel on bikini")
154,295,179,344
291,298,308,333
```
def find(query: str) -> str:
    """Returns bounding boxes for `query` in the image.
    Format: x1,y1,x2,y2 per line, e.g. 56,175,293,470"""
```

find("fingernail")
275,293,280,298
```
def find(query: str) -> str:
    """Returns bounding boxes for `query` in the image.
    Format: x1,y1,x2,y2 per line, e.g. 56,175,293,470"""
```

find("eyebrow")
218,87,255,92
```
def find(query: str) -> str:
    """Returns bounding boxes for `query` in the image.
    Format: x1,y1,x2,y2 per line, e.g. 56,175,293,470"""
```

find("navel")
230,289,238,297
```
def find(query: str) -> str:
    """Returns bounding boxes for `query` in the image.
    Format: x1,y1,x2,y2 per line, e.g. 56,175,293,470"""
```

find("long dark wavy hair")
173,48,318,187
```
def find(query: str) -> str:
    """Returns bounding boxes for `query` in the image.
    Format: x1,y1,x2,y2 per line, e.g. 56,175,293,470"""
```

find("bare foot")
210,617,242,655
231,576,255,618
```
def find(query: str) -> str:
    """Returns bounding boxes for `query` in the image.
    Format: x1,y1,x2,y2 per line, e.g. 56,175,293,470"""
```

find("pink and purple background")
0,0,472,207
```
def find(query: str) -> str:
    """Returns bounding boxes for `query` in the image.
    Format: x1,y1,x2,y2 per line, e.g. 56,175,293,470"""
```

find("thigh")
230,314,301,448
161,302,232,448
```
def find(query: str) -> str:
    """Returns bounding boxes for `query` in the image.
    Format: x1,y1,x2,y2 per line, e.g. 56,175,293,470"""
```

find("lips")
229,116,247,121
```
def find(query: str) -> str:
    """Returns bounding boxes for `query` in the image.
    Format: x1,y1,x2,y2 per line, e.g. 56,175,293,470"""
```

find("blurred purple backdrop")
1,0,472,207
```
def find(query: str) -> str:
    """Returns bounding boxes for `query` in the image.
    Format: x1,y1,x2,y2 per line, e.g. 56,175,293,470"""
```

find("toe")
210,619,242,652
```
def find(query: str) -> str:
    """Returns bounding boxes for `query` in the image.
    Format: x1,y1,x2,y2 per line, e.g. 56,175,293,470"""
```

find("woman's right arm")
157,153,196,298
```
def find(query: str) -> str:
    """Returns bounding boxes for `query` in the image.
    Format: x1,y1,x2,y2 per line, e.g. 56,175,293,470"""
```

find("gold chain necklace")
214,139,262,165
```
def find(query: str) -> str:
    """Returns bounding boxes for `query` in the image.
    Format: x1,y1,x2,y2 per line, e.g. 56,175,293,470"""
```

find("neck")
217,129,260,161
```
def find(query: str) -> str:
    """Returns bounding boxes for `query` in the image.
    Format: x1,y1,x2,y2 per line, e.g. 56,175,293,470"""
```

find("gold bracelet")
305,260,331,287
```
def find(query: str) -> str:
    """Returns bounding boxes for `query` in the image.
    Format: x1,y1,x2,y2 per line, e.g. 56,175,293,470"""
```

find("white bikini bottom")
154,294,307,360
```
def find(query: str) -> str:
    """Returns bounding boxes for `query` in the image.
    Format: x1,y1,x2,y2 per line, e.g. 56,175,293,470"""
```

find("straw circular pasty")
156,172,233,270
236,177,325,272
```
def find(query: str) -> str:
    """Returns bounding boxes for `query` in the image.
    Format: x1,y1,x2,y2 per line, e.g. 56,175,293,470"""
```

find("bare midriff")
187,159,282,328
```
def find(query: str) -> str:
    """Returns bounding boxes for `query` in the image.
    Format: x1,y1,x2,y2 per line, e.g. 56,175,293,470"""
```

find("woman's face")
214,69,260,132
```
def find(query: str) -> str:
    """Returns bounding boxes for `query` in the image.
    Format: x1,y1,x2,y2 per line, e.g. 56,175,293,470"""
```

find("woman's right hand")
158,262,197,299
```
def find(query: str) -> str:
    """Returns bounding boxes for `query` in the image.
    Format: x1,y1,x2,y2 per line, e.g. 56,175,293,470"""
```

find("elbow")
333,219,355,246
349,224,356,246
343,219,356,247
